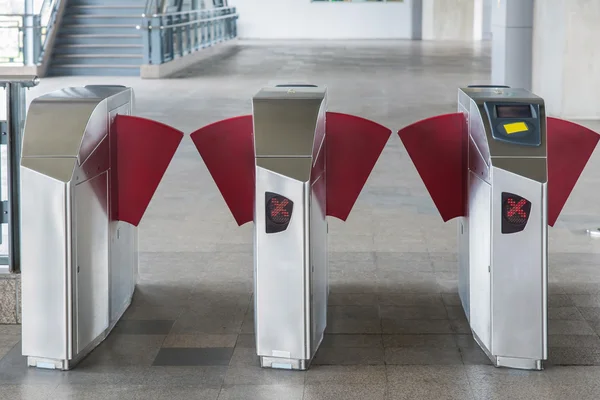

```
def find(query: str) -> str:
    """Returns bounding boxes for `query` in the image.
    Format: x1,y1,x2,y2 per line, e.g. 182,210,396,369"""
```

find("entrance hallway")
2,40,600,399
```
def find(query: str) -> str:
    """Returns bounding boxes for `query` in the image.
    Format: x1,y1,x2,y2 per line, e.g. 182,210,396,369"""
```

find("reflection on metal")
587,228,600,238
458,87,547,370
21,86,137,370
0,75,40,274
253,86,328,370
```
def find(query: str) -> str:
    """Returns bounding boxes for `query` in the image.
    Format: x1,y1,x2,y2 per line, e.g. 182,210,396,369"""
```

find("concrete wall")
422,0,476,40
230,0,414,39
532,0,600,118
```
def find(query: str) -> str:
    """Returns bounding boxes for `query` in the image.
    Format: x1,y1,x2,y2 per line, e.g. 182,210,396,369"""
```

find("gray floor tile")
305,365,386,385
142,366,227,387
153,348,234,366
385,347,462,365
63,366,148,385
79,335,165,367
228,347,258,366
579,307,600,321
571,294,600,307
0,384,57,400
134,386,220,400
549,294,576,307
163,334,238,348
379,305,448,320
223,365,305,386
382,334,457,348
112,320,175,335
218,384,304,400
548,320,595,335
50,384,142,400
321,334,383,348
313,347,385,365
234,334,255,348
386,365,473,400
303,384,386,400
547,347,600,366
328,293,378,306
382,319,454,334
442,294,462,306
465,365,551,400
444,305,467,320
549,307,583,320
0,345,67,385
378,293,444,307
548,334,600,348
459,347,493,365
327,306,381,334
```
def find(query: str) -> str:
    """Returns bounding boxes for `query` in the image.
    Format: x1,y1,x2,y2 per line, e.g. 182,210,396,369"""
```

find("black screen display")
496,105,532,118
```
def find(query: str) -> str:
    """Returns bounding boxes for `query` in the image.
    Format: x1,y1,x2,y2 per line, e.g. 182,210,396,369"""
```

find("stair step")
55,33,142,45
48,65,141,77
53,53,142,65
60,25,140,35
64,6,144,16
54,43,143,55
61,16,143,25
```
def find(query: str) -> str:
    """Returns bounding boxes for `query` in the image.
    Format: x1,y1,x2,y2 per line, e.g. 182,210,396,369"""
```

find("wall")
533,0,600,118
422,0,476,40
230,0,414,39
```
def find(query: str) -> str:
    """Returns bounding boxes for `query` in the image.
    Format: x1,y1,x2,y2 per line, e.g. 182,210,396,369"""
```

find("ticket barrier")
21,85,183,370
398,86,599,370
191,85,391,370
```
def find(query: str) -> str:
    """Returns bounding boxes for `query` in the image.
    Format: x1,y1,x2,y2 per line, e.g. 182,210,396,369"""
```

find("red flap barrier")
398,113,467,222
326,112,392,221
547,117,599,226
190,115,255,226
113,115,184,226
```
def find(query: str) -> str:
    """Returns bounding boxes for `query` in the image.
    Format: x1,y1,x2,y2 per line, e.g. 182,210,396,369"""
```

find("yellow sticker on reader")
504,122,528,135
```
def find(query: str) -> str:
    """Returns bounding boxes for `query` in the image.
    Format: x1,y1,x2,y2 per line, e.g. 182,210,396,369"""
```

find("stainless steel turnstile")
457,88,548,370
20,85,183,370
399,85,599,370
191,84,391,371
253,87,328,370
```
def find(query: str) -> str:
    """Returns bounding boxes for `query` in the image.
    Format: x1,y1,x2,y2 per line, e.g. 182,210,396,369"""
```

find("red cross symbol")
507,198,527,218
270,198,290,218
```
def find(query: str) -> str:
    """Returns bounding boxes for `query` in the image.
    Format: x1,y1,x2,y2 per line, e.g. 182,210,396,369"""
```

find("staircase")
48,0,146,76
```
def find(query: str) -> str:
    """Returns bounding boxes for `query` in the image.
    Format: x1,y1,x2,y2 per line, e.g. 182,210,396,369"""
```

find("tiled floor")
2,40,600,399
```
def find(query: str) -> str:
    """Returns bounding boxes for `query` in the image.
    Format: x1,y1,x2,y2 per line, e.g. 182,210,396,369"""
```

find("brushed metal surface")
252,87,326,157
74,172,109,354
255,167,310,361
256,158,313,182
309,173,327,355
491,167,546,360
21,168,69,360
467,171,492,350
491,157,547,184
459,87,548,369
20,85,137,370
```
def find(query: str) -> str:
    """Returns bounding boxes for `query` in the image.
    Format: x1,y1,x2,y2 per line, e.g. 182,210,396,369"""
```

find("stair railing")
139,5,238,65
0,0,62,66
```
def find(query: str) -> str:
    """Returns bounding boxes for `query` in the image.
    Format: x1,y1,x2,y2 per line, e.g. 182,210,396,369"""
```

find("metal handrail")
140,4,238,65
139,11,239,30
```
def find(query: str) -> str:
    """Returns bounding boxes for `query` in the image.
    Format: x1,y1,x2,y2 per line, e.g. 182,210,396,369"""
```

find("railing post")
23,0,35,65
145,16,164,64
0,76,40,273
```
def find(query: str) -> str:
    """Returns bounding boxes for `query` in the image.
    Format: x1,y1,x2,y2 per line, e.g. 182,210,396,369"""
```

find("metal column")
0,75,39,273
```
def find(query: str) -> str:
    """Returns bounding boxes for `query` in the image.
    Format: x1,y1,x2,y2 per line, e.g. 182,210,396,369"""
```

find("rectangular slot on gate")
496,105,532,119
501,192,532,234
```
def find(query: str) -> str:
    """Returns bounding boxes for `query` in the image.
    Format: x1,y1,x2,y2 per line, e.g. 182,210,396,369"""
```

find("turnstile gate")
21,85,183,370
398,86,600,370
191,85,391,370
